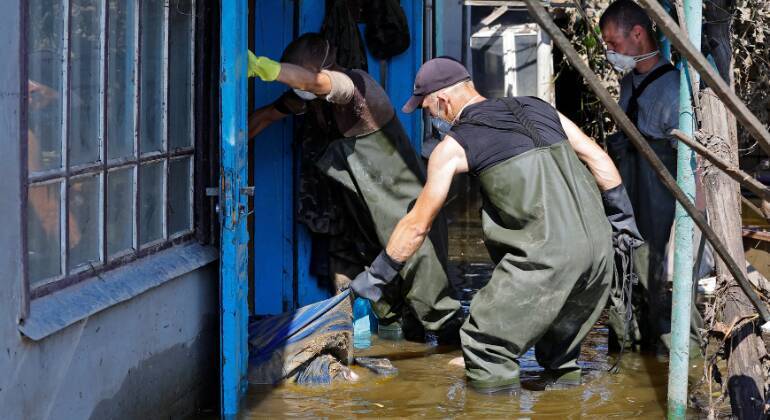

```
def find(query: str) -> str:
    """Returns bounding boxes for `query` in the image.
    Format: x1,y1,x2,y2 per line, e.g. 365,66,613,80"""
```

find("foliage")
556,0,619,144
731,0,770,151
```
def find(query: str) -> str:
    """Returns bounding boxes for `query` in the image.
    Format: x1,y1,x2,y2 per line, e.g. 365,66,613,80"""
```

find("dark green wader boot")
459,141,613,393
316,117,461,335
606,135,703,353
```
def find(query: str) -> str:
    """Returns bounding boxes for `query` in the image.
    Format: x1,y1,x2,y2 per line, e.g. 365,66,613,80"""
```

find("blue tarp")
248,290,353,384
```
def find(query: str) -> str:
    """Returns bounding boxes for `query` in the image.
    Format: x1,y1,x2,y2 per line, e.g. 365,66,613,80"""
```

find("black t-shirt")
448,96,567,175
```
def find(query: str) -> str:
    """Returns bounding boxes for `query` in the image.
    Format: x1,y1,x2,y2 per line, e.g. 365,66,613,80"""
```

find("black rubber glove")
601,184,644,252
350,251,404,302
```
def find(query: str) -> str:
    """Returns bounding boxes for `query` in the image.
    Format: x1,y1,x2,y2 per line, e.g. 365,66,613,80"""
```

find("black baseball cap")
402,57,471,113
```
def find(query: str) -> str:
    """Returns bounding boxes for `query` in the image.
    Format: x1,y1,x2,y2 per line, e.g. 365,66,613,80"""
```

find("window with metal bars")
25,0,197,297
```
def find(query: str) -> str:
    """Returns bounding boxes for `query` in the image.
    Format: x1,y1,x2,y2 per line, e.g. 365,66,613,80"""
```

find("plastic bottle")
353,297,372,349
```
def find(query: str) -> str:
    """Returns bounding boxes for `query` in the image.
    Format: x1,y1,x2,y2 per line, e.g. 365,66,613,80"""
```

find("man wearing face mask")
248,34,461,342
351,57,642,392
600,0,702,353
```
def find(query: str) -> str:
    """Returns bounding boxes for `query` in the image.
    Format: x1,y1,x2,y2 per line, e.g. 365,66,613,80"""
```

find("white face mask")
293,89,317,101
606,50,659,74
291,41,332,102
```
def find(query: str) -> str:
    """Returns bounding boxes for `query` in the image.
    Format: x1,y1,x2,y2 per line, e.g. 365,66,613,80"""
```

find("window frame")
23,0,201,300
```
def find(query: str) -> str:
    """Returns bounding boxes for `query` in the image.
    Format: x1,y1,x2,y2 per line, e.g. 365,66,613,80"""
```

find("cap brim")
401,95,424,114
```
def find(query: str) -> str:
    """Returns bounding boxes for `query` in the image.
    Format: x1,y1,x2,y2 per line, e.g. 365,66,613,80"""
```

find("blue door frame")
221,0,424,415
219,0,249,417
252,0,424,316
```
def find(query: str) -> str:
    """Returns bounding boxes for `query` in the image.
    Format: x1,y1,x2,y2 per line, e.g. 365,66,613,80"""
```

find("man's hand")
248,51,281,81
601,184,643,252
350,251,404,302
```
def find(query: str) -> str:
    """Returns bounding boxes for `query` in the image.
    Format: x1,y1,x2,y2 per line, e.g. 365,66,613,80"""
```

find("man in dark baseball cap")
402,57,471,113
352,57,641,393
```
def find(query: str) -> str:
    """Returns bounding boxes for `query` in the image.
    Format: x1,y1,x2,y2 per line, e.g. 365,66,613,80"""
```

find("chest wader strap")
627,63,676,126
499,97,547,148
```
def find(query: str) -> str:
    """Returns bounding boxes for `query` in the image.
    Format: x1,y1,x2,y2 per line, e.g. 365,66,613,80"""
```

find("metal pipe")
638,0,770,158
536,30,554,104
424,0,433,62
434,0,444,56
668,0,701,415
671,129,770,202
520,0,770,326
424,0,434,144
461,4,470,65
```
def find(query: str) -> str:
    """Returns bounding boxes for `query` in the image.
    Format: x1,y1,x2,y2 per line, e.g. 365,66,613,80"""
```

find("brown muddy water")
239,328,703,418
234,175,704,418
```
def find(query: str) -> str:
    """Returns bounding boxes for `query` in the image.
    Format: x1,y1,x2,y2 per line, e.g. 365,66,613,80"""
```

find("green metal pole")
668,0,701,417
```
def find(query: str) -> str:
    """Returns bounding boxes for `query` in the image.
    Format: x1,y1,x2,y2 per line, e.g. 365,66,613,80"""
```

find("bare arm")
248,104,288,138
385,136,469,262
558,112,622,191
276,63,332,96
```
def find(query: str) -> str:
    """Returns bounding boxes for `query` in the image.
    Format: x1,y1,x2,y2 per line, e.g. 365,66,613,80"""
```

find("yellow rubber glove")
248,50,281,81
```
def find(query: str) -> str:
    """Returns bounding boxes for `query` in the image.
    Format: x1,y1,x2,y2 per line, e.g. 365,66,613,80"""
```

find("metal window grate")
25,0,197,296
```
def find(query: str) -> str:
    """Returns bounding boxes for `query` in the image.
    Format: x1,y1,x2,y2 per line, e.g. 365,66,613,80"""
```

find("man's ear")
434,92,448,114
436,91,451,108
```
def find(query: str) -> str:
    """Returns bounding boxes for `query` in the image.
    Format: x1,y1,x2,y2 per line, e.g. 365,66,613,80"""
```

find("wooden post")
702,86,767,419
701,1,768,417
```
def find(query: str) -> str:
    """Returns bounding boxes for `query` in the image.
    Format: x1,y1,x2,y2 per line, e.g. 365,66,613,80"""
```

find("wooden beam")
671,129,770,202
480,5,510,27
521,0,770,323
741,196,768,222
743,229,770,243
463,0,576,8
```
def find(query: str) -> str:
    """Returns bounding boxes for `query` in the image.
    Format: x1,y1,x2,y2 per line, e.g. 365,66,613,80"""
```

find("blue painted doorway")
219,0,250,418
251,0,425,318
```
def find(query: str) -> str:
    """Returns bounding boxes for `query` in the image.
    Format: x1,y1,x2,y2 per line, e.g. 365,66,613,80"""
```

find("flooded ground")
234,175,705,418
239,325,702,418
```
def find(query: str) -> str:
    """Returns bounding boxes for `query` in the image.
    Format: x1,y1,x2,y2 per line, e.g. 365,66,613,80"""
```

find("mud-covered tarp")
248,290,353,384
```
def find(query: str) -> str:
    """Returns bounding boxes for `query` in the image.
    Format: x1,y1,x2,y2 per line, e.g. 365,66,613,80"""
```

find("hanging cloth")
321,0,368,71
363,0,411,60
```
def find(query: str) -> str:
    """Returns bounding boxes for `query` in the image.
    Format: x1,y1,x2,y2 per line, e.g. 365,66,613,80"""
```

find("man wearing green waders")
248,34,460,341
351,57,643,392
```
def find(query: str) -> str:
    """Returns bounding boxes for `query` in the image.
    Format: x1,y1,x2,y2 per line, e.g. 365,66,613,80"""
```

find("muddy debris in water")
354,357,398,376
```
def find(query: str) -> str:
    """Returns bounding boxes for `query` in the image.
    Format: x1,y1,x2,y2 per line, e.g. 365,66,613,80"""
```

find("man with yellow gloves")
248,50,280,81
247,33,461,343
